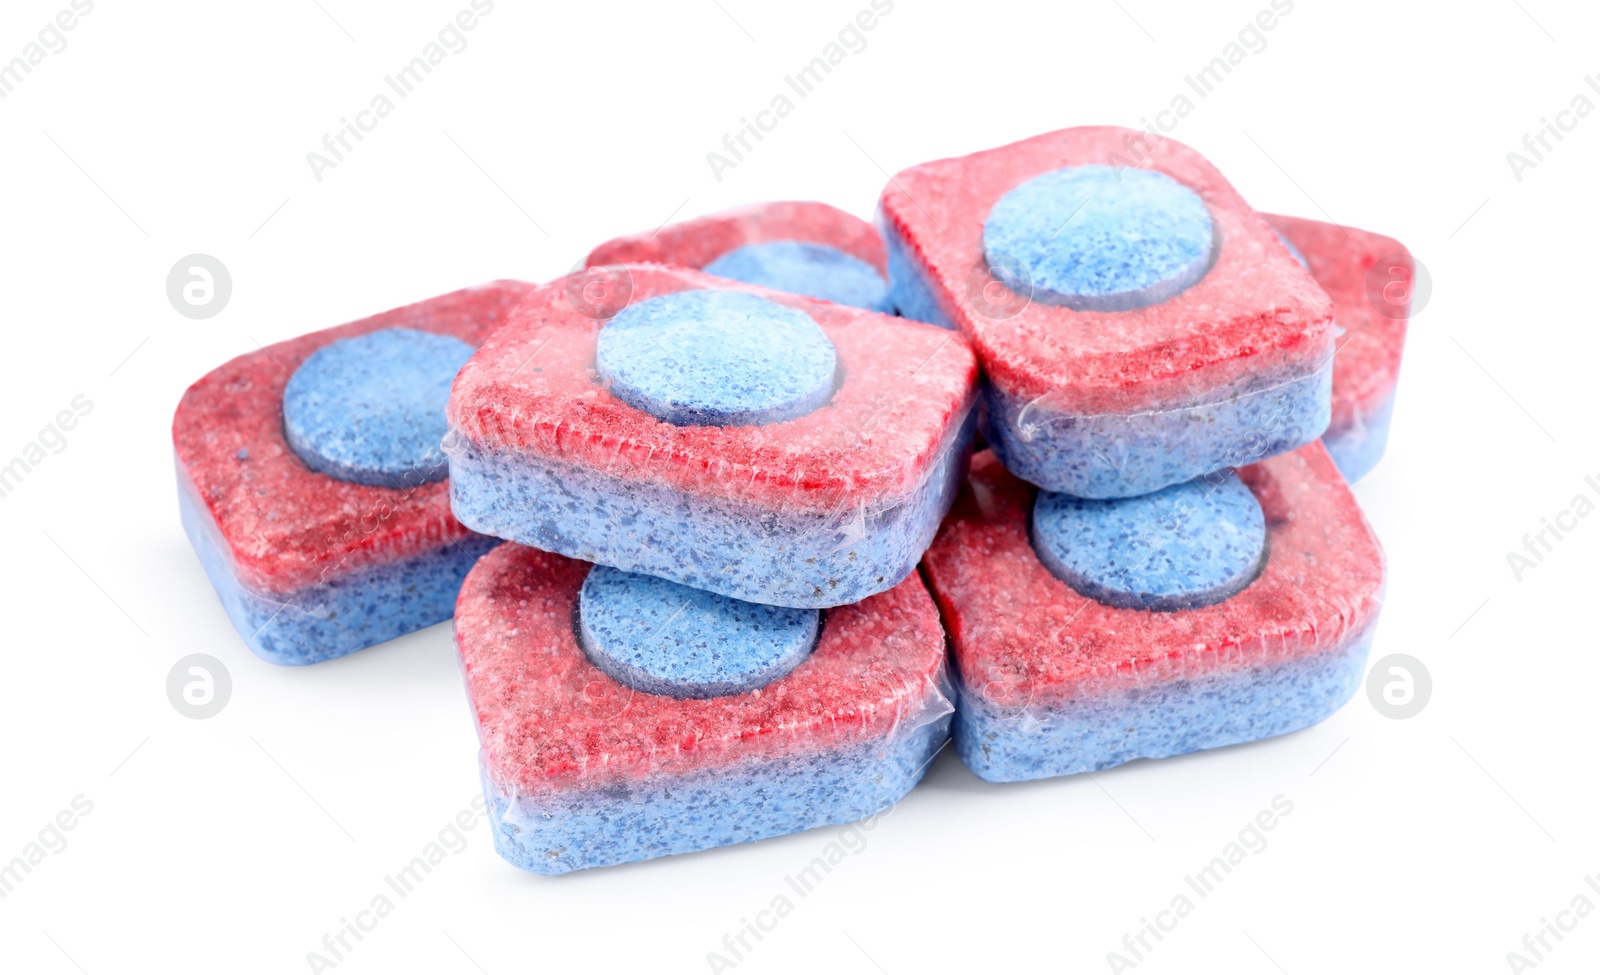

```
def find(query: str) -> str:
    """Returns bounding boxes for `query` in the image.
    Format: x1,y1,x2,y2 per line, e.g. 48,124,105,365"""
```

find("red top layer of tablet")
922,446,1384,708
455,543,950,795
879,126,1335,414
1266,214,1412,425
585,200,887,277
446,265,978,512
172,281,532,595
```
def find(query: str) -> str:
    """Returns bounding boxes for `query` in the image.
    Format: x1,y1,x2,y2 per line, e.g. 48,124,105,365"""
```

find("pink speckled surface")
922,445,1384,709
585,200,887,277
1267,213,1411,428
446,265,978,512
454,543,949,795
171,281,533,595
878,126,1335,414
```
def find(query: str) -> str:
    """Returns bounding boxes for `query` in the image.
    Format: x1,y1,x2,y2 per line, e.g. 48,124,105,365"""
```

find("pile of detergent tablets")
174,126,1409,874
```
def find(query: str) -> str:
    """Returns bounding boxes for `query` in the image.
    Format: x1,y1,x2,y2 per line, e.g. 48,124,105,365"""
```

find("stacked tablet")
445,264,976,872
882,127,1400,781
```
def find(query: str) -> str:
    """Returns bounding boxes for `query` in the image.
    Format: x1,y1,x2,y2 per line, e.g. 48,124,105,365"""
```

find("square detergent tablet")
1267,213,1413,481
585,200,893,313
879,126,1337,498
173,281,532,665
444,264,978,609
921,445,1384,783
454,542,953,874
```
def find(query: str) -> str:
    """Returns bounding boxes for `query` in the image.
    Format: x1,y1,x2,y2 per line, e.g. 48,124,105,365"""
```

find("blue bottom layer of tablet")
446,407,974,609
981,368,1332,500
1323,390,1397,482
952,623,1375,783
178,475,497,665
482,716,950,875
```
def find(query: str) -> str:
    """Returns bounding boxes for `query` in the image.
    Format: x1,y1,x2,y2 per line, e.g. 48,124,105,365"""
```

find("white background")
0,1,1595,972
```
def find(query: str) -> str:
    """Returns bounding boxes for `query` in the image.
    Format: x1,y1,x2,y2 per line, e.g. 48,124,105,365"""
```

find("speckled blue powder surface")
178,475,497,665
983,165,1217,312
578,566,818,698
1032,470,1266,611
703,241,894,313
596,290,838,427
483,716,949,874
1324,388,1397,483
882,225,954,328
981,365,1333,499
953,623,1376,783
283,327,475,487
447,404,974,608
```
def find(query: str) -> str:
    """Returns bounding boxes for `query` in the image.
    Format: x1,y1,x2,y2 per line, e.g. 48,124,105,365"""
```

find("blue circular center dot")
283,327,475,488
578,565,820,699
703,240,893,313
983,164,1218,312
1031,470,1267,612
596,289,838,427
